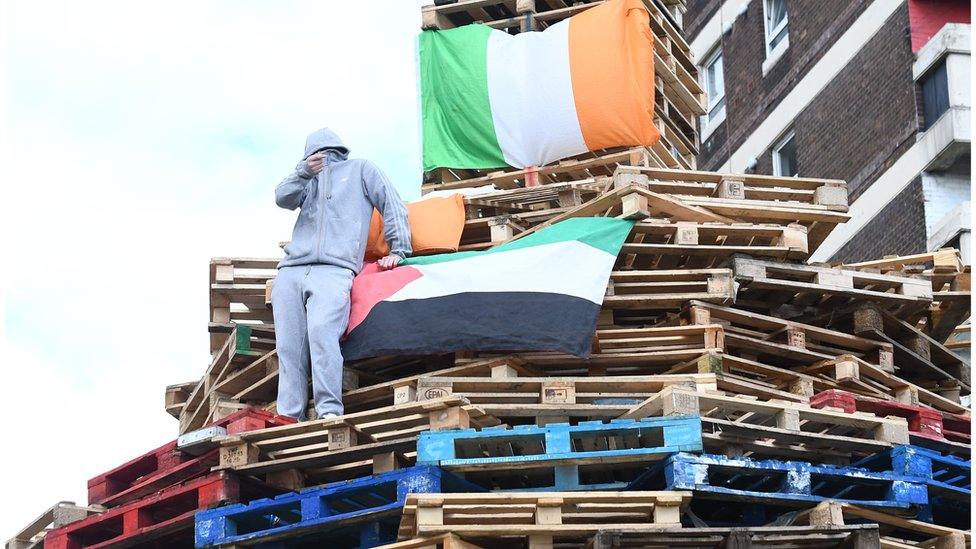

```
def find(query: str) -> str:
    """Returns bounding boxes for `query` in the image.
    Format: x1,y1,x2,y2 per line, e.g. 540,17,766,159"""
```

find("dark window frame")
920,59,950,131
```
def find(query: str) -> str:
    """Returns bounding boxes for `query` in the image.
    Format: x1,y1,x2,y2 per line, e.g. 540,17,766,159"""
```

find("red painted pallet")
48,471,269,549
88,408,293,507
811,389,971,447
214,408,295,434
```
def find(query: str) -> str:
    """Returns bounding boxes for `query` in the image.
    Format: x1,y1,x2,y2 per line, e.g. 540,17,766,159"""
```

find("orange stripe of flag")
568,0,660,152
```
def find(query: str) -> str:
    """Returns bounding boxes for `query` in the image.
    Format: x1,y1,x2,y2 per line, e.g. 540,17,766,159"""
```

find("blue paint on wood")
194,466,478,548
631,452,928,509
854,445,971,497
415,416,702,491
853,444,971,528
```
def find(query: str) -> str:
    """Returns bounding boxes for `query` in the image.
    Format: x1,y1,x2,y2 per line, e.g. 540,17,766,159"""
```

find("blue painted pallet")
417,416,702,491
628,452,928,510
853,445,970,498
194,466,479,548
853,445,970,528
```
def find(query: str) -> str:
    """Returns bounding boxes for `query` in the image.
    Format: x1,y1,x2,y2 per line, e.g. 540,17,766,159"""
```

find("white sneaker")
318,412,339,420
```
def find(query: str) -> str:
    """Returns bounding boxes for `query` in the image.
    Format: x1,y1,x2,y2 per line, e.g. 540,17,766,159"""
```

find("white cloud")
2,0,428,538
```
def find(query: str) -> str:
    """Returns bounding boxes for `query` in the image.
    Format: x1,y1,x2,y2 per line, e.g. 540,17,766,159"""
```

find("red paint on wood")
811,389,971,443
219,407,295,433
87,408,293,506
50,472,271,549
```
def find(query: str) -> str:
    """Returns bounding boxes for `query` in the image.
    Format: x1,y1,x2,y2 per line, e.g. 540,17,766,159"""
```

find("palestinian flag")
419,0,659,171
342,217,634,360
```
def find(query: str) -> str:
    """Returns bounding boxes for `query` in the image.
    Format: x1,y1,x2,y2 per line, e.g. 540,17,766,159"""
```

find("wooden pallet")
204,349,281,415
458,185,607,251
411,373,713,407
462,179,608,218
622,386,910,463
44,472,272,549
853,445,971,528
606,269,737,315
463,214,811,268
945,323,971,354
509,179,735,240
794,354,968,415
355,356,823,422
676,351,876,401
223,323,726,381
819,303,970,396
676,300,895,372
458,180,608,249
479,174,846,274
452,180,737,273
457,166,844,242
378,525,883,549
5,502,104,549
195,466,479,548
929,282,972,345
589,525,882,549
659,353,815,402
843,249,970,344
613,166,849,251
423,146,670,192
88,408,291,508
206,355,533,421
655,345,966,419
397,491,691,543
621,221,810,268
514,324,724,373
619,166,848,210
209,257,277,352
796,501,971,549
631,452,928,510
812,389,970,451
372,533,481,549
164,380,196,419
417,416,703,491
178,325,277,434
730,256,933,319
88,442,217,509
843,249,965,274
345,357,538,413
215,396,499,487
925,266,970,344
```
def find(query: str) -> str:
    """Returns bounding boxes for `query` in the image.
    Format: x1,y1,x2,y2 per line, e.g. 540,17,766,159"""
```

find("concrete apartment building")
681,0,971,263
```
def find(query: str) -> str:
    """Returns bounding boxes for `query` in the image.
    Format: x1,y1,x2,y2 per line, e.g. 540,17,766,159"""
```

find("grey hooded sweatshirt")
275,128,412,272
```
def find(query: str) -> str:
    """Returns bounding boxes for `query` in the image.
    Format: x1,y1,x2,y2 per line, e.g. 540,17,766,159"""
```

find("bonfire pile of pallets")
8,1,971,548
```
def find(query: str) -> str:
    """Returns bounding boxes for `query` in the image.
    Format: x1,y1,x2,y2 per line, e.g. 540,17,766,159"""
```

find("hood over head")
303,127,349,160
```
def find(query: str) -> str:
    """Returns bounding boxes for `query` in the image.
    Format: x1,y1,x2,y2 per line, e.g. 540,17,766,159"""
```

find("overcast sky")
1,0,428,537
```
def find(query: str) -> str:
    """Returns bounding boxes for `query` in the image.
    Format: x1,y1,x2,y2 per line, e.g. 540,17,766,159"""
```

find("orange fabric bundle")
365,194,466,260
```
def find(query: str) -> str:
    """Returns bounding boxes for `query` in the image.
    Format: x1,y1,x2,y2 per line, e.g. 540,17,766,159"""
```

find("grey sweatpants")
272,264,354,420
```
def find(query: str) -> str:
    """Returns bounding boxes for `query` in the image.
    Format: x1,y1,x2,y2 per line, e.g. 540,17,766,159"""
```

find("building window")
702,48,726,123
920,60,949,130
763,0,789,55
772,131,797,176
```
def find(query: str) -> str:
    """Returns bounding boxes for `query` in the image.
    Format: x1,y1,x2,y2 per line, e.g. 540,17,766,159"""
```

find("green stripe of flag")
420,26,506,171
404,217,635,266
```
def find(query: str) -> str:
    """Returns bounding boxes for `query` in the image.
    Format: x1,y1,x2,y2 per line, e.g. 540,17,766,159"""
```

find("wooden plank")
622,386,910,460
399,491,690,540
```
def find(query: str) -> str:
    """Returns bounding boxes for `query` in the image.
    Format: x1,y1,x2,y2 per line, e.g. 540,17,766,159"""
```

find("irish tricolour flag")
342,218,634,360
420,0,660,171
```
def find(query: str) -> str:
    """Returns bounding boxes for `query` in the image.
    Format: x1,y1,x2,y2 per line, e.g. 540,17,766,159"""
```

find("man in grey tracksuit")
273,127,411,421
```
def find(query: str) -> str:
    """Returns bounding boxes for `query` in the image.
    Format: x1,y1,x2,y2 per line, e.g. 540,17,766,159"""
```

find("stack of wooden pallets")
9,1,971,548
8,410,293,549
